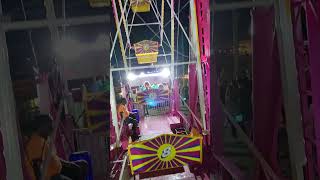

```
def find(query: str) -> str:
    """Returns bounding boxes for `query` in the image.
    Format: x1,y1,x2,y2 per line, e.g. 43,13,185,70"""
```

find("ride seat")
69,151,94,180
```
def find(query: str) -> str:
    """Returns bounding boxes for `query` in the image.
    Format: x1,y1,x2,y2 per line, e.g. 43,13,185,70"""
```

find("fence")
133,99,171,117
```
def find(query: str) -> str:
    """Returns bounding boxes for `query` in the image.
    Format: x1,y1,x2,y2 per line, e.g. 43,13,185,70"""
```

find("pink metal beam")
173,80,180,114
188,64,199,129
305,1,320,175
292,0,320,178
195,0,211,145
252,7,282,180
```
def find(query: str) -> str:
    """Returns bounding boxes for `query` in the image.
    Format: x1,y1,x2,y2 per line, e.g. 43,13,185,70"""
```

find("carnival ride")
110,0,210,179
0,0,320,179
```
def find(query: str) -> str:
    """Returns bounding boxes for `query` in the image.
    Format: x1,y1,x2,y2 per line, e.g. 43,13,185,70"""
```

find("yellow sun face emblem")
143,44,150,51
157,144,176,161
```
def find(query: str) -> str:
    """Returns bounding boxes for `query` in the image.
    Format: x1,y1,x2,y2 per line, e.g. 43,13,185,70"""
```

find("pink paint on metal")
292,0,320,178
252,8,282,180
0,131,6,180
173,79,180,114
305,1,320,175
195,0,211,142
188,64,198,129
291,2,313,178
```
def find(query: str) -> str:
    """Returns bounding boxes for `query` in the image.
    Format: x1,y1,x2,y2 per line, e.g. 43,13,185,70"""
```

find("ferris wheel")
109,0,210,138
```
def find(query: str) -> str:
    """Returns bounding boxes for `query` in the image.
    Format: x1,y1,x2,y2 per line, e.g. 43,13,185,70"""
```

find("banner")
128,134,203,175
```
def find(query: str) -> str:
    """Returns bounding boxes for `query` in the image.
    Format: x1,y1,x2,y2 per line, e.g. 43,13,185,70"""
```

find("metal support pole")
110,72,120,147
0,2,24,179
3,15,110,31
232,11,239,78
190,0,207,131
40,1,62,179
117,0,131,46
112,0,129,73
274,0,306,179
110,0,129,60
160,0,165,46
170,0,175,86
111,61,196,72
214,0,273,12
127,22,160,27
62,0,66,33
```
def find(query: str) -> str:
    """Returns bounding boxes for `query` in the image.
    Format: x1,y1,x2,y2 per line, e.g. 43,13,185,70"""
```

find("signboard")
128,134,203,175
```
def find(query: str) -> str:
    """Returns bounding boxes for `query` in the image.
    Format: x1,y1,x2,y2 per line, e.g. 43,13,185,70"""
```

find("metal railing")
133,99,171,117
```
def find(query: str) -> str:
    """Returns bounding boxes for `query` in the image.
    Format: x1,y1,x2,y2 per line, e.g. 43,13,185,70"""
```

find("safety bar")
179,95,203,130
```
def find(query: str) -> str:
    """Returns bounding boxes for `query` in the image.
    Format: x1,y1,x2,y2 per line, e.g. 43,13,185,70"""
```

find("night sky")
110,0,190,69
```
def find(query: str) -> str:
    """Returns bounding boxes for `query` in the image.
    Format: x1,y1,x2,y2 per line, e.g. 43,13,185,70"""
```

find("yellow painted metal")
111,0,128,72
160,0,165,45
89,0,111,7
135,53,158,64
82,86,107,130
128,134,203,175
130,0,150,13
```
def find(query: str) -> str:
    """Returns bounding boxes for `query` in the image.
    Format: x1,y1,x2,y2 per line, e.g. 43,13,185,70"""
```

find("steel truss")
110,0,209,143
211,0,312,180
291,0,320,179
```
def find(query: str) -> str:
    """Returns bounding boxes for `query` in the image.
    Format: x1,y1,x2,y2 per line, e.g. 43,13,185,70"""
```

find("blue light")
146,100,157,107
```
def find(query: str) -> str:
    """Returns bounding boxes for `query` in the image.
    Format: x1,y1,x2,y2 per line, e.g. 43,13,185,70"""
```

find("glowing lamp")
161,68,170,78
127,72,137,81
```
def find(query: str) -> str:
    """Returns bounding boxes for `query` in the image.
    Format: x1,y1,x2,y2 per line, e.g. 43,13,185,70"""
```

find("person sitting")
117,98,130,125
23,114,88,180
126,113,140,142
117,98,140,141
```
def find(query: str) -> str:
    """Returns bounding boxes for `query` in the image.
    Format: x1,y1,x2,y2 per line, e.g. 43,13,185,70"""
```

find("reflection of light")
126,68,171,81
127,72,137,81
161,68,170,77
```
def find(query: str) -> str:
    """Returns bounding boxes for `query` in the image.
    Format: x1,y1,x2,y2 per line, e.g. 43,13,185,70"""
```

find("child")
117,98,140,142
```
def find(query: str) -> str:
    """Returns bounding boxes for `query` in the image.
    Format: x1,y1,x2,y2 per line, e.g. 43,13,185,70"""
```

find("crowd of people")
219,70,252,138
